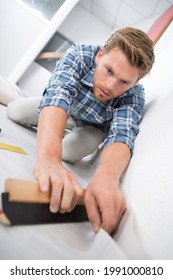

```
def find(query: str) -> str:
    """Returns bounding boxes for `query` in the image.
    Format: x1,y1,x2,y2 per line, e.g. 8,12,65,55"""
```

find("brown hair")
103,27,155,79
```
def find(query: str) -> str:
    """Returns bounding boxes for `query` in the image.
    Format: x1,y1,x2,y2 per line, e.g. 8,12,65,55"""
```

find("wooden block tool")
0,178,88,226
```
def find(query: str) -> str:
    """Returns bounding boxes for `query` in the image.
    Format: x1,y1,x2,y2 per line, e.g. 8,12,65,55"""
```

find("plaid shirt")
39,43,145,153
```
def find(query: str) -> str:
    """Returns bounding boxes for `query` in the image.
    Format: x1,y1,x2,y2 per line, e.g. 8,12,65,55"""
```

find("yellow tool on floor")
0,142,27,154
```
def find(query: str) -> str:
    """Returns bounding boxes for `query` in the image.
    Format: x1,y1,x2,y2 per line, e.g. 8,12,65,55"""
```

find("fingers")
37,174,50,193
34,162,84,214
65,184,84,212
33,163,51,193
58,175,84,213
101,196,127,233
36,171,64,213
84,188,127,234
84,193,102,233
49,172,84,213
34,161,126,234
49,175,63,213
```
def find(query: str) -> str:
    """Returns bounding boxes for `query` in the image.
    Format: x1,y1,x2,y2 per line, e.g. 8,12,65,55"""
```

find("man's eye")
107,68,112,73
120,80,128,85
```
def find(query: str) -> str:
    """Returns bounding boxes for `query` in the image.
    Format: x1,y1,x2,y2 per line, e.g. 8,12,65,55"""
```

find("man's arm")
84,85,145,233
33,106,84,213
84,142,131,233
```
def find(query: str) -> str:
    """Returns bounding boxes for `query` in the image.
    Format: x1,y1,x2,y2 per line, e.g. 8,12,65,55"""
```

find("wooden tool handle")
5,178,84,205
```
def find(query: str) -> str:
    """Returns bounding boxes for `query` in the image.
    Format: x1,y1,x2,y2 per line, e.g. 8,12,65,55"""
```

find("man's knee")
62,126,106,163
62,129,84,163
7,96,41,126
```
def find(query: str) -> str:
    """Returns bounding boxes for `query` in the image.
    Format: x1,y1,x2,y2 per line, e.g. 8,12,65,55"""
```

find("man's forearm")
95,142,131,183
36,106,68,162
33,105,84,213
84,142,130,233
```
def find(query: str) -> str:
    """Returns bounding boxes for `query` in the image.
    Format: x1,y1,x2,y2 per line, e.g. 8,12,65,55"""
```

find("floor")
0,104,139,260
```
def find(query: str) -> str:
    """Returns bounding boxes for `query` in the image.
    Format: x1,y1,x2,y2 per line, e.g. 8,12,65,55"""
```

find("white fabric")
0,222,127,260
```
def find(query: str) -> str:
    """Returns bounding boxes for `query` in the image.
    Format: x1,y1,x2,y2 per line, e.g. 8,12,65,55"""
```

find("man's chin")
94,93,110,102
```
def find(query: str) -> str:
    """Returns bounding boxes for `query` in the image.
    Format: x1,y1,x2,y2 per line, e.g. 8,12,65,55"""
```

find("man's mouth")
99,88,110,97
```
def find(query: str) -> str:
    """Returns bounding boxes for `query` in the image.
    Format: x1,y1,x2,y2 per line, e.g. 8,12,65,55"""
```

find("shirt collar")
80,65,96,88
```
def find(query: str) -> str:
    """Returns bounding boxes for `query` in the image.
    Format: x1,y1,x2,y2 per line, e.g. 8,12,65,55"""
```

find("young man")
3,27,155,234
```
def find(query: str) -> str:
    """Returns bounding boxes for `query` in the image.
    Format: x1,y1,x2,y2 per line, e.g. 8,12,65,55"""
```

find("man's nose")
106,77,118,91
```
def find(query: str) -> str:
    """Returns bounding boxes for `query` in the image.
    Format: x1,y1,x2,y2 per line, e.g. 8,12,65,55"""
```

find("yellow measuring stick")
0,142,27,154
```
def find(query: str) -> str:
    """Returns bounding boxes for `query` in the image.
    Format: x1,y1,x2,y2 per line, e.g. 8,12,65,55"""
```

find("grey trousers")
7,97,107,163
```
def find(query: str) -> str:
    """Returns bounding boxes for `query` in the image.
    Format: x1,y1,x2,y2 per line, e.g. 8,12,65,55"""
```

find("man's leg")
7,96,41,126
0,75,23,105
62,126,107,163
0,75,40,126
6,94,76,129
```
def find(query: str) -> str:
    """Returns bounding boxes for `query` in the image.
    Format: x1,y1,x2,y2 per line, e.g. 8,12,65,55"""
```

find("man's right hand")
33,159,84,213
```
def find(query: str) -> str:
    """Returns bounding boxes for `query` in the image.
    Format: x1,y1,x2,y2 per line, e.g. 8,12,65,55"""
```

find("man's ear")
95,48,104,64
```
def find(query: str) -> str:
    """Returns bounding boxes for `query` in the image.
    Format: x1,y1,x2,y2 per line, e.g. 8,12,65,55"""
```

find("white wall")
18,4,114,96
0,0,45,78
18,3,167,98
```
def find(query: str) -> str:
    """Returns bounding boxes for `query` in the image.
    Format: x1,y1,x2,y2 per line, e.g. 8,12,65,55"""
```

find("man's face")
93,47,140,102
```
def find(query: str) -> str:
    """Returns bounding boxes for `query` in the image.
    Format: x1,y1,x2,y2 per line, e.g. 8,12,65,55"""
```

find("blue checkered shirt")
39,43,145,153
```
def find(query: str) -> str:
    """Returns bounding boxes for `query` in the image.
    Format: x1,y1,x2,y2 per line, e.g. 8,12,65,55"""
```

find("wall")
0,0,45,78
18,4,166,97
18,4,114,96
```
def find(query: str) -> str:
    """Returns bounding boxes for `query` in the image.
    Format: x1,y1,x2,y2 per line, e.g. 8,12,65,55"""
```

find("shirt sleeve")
38,44,81,115
103,84,145,155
